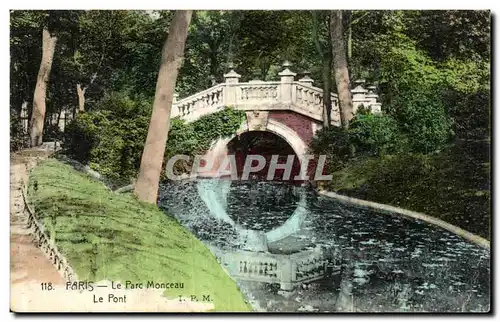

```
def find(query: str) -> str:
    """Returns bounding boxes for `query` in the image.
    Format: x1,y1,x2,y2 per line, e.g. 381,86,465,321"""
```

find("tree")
134,10,193,203
68,11,133,113
176,11,241,96
311,10,333,127
29,25,57,146
330,10,353,129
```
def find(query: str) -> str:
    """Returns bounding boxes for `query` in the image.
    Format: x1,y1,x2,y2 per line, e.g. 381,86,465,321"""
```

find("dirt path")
10,148,66,311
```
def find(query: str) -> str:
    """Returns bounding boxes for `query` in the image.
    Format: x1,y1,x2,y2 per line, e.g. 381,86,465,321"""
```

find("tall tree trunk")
134,10,193,203
322,56,333,127
76,84,86,112
330,10,353,129
29,27,57,147
311,11,332,127
347,11,352,62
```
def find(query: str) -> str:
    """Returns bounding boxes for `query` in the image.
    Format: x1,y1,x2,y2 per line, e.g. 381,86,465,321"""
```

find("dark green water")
159,179,490,312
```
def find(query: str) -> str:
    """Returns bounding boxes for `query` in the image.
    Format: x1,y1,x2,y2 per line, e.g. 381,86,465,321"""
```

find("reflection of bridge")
209,244,337,292
197,179,308,251
172,61,382,177
197,179,341,291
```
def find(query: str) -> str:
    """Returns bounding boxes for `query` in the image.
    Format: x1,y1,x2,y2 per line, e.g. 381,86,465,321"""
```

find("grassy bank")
326,140,490,240
27,158,251,312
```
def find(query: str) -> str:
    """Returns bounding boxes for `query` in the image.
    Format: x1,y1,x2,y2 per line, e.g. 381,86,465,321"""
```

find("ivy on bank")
63,92,245,181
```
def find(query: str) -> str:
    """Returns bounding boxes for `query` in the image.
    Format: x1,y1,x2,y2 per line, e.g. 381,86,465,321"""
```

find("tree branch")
311,11,324,58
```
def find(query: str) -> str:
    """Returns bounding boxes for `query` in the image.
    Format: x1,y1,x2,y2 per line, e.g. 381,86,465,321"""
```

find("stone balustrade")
171,61,382,124
210,245,337,292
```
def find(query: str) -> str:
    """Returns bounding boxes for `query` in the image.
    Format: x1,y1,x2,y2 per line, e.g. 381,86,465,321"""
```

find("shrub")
63,92,150,181
64,91,245,181
63,111,110,165
349,112,406,156
43,122,64,141
310,126,351,173
164,107,246,177
387,90,454,154
10,112,29,152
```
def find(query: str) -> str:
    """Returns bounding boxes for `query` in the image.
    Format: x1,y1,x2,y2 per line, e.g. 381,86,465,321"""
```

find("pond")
158,179,490,312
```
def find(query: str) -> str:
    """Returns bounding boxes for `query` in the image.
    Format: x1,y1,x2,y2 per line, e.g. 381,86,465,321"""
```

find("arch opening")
226,130,302,182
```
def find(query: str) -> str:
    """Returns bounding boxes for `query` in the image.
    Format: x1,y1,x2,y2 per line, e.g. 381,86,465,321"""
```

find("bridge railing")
171,61,382,124
210,245,332,291
170,83,225,122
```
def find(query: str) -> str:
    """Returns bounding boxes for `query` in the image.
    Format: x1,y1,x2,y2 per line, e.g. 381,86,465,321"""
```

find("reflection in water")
158,180,490,312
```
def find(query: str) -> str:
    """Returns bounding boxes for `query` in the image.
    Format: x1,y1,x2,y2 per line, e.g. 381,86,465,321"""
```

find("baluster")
243,261,248,273
239,261,243,273
213,92,219,105
207,93,213,106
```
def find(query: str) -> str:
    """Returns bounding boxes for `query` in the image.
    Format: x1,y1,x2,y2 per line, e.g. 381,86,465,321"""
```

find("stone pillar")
278,61,296,103
223,69,241,106
351,79,368,114
170,93,180,118
279,259,294,292
366,85,381,114
298,71,314,87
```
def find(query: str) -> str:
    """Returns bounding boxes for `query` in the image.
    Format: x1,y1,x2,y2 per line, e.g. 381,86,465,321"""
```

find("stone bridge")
171,62,382,179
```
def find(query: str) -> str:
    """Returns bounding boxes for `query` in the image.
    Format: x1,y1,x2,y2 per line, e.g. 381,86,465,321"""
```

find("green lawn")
327,140,490,240
27,158,251,312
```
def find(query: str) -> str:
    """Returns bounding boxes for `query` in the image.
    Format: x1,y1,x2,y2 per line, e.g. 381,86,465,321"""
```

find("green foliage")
166,107,245,157
164,107,245,175
64,95,244,180
329,140,490,239
443,89,490,140
63,92,150,181
388,90,454,153
349,112,406,156
309,126,351,173
10,112,29,152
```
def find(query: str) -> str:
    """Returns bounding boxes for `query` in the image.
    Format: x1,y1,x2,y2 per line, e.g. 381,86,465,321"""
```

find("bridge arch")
196,118,310,179
233,118,308,160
